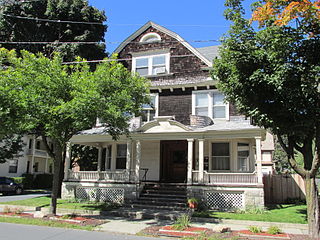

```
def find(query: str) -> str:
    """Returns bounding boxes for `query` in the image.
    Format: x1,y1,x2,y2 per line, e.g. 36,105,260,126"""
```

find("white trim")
140,32,161,43
132,53,170,76
192,89,229,120
141,93,159,123
114,21,212,67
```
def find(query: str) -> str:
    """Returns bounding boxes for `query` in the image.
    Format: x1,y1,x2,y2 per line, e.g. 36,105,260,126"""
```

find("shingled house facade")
61,21,274,210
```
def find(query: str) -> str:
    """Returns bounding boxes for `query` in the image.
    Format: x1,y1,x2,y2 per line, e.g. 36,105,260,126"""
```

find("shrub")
172,214,191,230
267,226,282,235
21,173,34,189
3,206,12,213
13,207,24,214
248,225,262,233
33,174,53,189
12,177,24,185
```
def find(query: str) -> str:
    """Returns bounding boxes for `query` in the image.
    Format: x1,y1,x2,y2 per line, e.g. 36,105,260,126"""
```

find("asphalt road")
0,192,50,202
0,222,164,240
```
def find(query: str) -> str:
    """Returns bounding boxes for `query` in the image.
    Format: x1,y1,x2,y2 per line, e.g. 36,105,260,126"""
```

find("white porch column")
198,139,204,183
45,157,49,173
105,145,110,170
255,137,263,184
30,136,36,174
135,140,141,183
111,144,116,170
187,139,194,184
97,146,103,171
126,140,132,181
64,142,71,181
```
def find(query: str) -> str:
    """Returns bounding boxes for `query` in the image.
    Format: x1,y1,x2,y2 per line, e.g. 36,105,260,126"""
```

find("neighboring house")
0,136,54,177
62,21,274,209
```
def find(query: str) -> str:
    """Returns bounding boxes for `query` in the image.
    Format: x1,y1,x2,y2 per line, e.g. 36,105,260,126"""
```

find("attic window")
140,33,161,43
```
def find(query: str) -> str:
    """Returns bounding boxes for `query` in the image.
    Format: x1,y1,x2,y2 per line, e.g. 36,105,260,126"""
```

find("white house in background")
61,21,274,210
0,135,54,177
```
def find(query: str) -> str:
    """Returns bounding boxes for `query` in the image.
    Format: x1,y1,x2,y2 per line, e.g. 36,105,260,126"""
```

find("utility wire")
62,54,197,65
0,39,220,45
3,13,105,25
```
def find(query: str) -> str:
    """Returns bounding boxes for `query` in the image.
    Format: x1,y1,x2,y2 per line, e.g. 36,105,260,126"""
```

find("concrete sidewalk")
96,215,308,235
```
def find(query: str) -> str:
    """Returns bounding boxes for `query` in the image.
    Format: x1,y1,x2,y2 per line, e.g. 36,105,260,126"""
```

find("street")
0,192,50,202
0,222,164,240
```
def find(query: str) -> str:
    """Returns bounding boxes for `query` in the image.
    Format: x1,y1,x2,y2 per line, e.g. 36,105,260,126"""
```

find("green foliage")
172,214,191,230
0,0,107,62
248,226,262,233
71,144,98,171
267,225,282,235
12,177,24,185
0,135,24,163
33,174,53,189
21,173,34,189
187,198,199,204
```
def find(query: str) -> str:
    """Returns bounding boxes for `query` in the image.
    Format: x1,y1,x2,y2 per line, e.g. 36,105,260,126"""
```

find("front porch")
62,118,266,209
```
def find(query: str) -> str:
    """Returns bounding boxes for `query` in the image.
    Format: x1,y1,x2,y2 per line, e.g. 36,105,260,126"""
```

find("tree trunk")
305,175,320,239
49,144,63,215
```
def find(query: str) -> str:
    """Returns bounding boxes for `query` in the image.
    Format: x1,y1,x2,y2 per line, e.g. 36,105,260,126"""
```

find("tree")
0,48,149,214
213,0,320,237
0,0,107,61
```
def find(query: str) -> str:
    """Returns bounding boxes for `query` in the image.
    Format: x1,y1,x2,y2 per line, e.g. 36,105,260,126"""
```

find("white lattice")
206,191,243,209
76,187,124,204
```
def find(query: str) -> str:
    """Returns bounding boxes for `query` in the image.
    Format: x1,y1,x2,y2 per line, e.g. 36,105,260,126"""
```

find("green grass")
0,197,118,211
0,216,95,231
193,204,307,224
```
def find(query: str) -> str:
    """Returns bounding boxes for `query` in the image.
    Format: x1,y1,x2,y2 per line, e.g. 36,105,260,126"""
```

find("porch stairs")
106,183,189,220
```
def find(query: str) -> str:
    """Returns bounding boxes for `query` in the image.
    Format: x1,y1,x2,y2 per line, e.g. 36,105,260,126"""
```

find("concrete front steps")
104,183,189,220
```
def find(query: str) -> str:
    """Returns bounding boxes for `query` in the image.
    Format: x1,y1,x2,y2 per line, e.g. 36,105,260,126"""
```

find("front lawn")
193,204,307,224
0,197,118,211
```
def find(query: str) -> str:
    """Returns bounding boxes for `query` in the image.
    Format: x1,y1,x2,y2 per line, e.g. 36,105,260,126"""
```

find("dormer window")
133,53,170,76
140,33,161,43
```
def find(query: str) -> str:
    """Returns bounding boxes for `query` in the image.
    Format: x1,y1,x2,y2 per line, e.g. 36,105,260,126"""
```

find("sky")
88,0,255,53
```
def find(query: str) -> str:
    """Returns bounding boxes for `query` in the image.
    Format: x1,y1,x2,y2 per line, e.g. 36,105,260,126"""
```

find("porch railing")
68,170,128,182
192,171,258,184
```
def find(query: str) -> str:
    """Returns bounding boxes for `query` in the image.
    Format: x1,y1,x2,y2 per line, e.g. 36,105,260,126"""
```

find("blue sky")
88,0,254,53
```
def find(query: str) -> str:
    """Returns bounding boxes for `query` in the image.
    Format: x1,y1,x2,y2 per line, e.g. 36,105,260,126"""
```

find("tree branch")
42,135,55,159
310,123,320,177
277,134,290,155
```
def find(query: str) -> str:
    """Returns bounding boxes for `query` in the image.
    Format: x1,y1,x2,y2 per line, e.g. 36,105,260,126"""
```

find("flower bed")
158,225,211,237
239,230,290,239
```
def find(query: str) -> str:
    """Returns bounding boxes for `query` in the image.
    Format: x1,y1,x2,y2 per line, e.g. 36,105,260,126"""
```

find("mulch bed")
238,230,290,239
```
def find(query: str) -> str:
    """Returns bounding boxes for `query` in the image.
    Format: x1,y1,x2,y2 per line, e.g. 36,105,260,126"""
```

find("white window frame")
192,89,229,120
8,159,18,173
132,53,170,76
115,144,127,170
209,141,231,171
140,32,161,43
142,93,159,123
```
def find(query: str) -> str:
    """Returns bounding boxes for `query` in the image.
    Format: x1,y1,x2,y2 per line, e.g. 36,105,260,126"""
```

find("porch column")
135,140,141,183
126,140,132,181
198,139,204,183
45,157,49,173
255,137,263,184
105,145,110,170
97,146,103,171
30,136,36,174
64,142,71,181
187,139,194,184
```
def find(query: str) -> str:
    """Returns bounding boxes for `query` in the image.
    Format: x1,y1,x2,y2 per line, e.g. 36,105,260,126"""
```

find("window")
28,139,33,149
116,144,127,169
34,162,39,172
141,93,158,122
211,143,230,170
105,145,112,170
36,141,41,150
133,53,169,76
238,143,250,172
192,90,228,119
8,160,18,173
140,33,161,43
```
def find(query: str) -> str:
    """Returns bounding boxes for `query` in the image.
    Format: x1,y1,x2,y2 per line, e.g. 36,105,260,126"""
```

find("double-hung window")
141,93,158,122
237,143,250,172
211,142,230,170
116,144,127,170
8,160,18,173
192,90,228,119
133,53,169,76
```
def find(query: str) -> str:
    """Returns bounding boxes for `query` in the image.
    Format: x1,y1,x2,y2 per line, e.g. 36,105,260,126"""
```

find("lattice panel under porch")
76,187,124,204
206,191,244,209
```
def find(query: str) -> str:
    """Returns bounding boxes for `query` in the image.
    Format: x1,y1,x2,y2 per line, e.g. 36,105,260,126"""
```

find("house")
0,135,54,177
61,21,274,210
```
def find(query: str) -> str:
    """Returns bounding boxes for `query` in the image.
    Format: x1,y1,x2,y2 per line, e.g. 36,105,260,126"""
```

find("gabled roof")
113,21,212,67
196,46,220,62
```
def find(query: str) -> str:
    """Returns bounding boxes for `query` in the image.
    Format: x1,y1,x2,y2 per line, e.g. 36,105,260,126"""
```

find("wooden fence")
263,174,306,204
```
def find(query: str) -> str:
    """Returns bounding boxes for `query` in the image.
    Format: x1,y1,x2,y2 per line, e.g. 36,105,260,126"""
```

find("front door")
160,140,187,183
